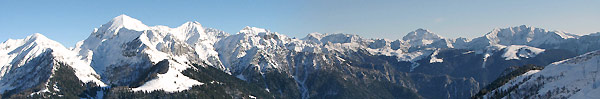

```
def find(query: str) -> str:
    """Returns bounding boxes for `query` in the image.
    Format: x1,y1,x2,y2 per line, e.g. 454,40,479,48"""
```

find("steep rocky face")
0,51,54,95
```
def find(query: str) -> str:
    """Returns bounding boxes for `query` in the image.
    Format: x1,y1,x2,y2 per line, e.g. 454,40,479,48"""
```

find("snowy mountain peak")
100,14,149,32
28,33,47,39
517,24,530,29
172,21,205,41
0,33,59,59
403,28,443,40
403,28,444,46
414,28,432,33
180,21,202,27
239,26,269,35
492,25,534,34
518,24,529,28
307,32,324,38
302,32,325,42
301,33,363,44
23,33,54,43
17,33,64,50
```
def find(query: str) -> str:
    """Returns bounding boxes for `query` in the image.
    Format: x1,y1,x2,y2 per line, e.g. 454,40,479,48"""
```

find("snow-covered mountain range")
1,14,599,98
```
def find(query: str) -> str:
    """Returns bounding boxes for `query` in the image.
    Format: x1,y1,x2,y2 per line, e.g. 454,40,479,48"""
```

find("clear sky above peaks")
1,0,599,47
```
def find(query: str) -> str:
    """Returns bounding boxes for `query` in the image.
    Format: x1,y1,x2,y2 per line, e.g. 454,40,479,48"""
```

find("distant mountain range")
1,14,599,99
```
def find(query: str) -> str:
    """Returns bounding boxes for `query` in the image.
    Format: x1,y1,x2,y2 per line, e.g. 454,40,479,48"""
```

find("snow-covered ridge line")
3,14,600,94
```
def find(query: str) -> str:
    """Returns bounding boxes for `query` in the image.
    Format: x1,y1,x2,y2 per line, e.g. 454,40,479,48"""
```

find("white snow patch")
482,53,490,68
462,51,475,54
132,60,203,92
501,45,545,60
30,88,50,96
429,49,443,63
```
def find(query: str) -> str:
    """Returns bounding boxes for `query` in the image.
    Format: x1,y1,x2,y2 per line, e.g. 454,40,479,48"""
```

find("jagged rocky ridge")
1,14,599,98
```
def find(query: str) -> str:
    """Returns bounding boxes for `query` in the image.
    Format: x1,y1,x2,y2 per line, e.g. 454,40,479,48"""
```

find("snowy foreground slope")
482,50,600,99
2,14,600,98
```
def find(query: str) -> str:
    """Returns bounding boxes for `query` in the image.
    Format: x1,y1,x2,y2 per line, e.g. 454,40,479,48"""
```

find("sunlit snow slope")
483,50,600,99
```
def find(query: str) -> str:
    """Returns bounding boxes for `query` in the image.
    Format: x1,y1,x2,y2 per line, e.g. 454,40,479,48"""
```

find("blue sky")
1,0,599,47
